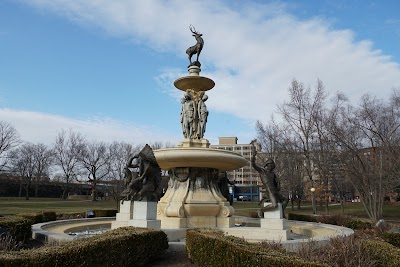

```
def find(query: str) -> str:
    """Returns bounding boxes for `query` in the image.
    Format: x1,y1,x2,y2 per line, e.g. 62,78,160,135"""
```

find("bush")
296,235,374,267
344,220,371,230
288,213,317,222
0,227,168,267
383,232,400,248
0,236,21,252
362,239,400,267
41,211,57,222
93,209,118,217
0,216,31,242
287,213,350,225
17,213,43,224
316,214,352,226
186,228,328,267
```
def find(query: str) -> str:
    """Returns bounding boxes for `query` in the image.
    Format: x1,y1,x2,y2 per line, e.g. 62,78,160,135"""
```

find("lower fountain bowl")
154,148,248,171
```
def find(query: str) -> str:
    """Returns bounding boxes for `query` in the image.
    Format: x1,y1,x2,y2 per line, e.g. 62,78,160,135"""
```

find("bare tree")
328,91,400,222
9,143,52,200
32,143,53,197
0,121,20,171
53,130,85,199
278,79,327,214
78,141,111,201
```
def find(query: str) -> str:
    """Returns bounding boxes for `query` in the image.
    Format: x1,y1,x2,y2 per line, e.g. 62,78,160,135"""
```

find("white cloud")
0,108,179,145
19,0,400,128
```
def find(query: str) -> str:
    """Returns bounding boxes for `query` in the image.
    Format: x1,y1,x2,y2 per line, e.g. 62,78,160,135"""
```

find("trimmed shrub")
287,213,317,222
316,214,352,226
186,228,328,267
0,216,31,242
344,219,371,230
362,239,400,267
288,213,372,230
41,211,57,222
0,227,168,267
17,213,43,224
93,209,118,217
17,211,57,224
0,236,21,252
296,235,375,267
383,232,400,248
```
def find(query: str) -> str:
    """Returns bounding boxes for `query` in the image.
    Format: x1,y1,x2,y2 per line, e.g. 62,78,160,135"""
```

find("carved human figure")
182,93,195,139
251,151,288,218
197,94,208,139
180,97,187,138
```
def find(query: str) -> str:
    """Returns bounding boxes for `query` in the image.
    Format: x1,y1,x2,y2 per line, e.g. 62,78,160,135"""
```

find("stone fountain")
31,27,354,247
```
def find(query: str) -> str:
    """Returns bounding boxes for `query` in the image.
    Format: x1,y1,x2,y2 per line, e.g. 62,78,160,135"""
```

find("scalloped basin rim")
154,148,248,171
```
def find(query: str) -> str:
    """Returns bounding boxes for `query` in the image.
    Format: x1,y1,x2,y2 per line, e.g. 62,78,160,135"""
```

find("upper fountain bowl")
174,76,215,92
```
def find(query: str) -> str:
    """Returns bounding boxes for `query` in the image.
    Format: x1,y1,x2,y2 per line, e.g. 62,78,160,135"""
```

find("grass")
232,201,400,222
1,197,399,222
0,197,118,215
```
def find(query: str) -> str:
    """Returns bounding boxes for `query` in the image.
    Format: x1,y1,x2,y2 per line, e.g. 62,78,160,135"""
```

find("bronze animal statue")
186,25,204,67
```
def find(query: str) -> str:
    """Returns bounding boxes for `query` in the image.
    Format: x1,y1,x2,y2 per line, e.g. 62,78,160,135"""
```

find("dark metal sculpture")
186,25,204,67
120,144,162,202
217,171,235,205
251,146,288,218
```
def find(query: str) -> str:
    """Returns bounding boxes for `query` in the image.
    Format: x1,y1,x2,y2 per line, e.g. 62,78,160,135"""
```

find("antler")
189,24,200,35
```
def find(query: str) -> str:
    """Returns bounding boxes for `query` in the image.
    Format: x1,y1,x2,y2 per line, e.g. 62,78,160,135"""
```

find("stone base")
112,201,133,229
128,219,161,229
263,202,284,219
217,217,235,228
127,201,160,229
177,138,210,148
133,201,158,220
187,216,216,228
260,218,287,230
111,220,129,229
160,217,187,229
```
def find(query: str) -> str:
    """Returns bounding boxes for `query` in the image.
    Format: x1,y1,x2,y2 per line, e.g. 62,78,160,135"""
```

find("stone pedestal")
157,167,236,229
111,201,133,229
259,203,290,240
128,201,161,229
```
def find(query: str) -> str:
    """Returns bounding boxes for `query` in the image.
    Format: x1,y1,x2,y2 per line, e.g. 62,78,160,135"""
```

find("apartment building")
210,137,261,185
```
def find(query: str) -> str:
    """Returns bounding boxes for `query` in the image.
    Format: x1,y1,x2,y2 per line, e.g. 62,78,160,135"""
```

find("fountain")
31,26,354,248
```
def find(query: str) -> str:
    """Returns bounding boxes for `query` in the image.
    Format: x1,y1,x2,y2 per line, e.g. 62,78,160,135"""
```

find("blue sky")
0,0,399,146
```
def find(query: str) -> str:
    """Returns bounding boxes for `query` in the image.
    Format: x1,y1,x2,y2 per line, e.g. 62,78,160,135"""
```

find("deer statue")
186,25,204,67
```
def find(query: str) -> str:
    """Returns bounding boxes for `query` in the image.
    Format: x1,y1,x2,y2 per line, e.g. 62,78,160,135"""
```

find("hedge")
287,212,371,230
93,209,118,217
0,227,168,267
383,232,400,248
362,239,400,267
186,229,328,267
0,216,31,242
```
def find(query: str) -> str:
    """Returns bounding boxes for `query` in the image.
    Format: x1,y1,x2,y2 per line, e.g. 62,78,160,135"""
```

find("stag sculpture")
186,25,204,67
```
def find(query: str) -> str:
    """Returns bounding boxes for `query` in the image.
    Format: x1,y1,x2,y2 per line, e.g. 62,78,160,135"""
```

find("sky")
0,0,399,147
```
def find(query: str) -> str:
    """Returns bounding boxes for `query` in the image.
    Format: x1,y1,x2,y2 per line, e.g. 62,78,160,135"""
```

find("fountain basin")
154,148,248,171
174,76,215,92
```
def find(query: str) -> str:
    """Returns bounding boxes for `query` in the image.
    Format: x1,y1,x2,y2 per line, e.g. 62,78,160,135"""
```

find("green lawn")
0,197,118,215
232,201,400,222
1,197,399,222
